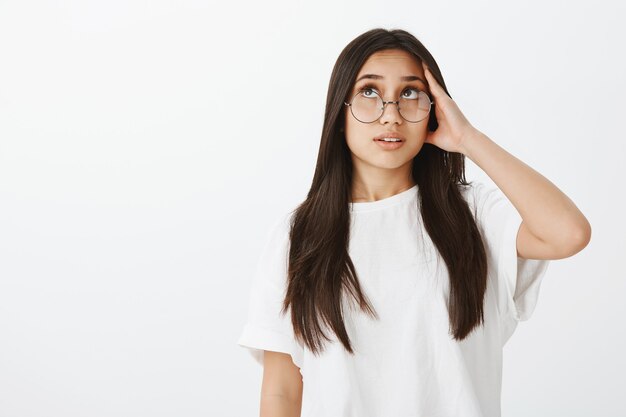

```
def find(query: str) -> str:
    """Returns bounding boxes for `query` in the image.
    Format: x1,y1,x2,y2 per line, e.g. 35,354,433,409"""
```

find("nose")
379,100,403,125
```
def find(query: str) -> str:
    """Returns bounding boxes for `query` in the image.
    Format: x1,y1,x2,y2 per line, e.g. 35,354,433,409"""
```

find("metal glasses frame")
343,90,434,124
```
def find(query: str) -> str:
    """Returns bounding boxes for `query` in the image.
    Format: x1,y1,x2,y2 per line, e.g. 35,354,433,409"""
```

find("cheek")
343,119,360,144
344,134,362,154
344,134,373,159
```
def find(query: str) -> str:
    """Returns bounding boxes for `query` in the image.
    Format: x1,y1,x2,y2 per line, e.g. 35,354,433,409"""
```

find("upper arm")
261,350,303,404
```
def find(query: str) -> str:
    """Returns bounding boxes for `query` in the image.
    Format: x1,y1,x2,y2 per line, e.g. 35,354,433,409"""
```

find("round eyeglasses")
344,88,433,123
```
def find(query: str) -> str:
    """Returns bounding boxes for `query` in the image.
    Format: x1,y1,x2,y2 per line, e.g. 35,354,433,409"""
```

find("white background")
0,0,624,416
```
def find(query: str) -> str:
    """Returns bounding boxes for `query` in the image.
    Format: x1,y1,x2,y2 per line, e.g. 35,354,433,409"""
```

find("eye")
359,85,378,98
357,83,422,99
402,88,421,100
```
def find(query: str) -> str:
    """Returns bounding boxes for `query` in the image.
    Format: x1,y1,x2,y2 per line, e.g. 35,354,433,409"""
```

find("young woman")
237,28,591,417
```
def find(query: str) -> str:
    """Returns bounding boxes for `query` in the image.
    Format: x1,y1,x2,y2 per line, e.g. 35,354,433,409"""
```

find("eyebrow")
355,74,426,85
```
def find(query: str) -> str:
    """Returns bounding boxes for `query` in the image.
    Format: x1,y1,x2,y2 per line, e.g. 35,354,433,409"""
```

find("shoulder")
258,209,296,263
457,181,515,234
266,210,295,241
458,180,486,208
458,180,502,207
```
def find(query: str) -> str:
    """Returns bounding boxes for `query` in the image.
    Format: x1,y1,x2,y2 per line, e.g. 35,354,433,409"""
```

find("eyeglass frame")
343,89,434,124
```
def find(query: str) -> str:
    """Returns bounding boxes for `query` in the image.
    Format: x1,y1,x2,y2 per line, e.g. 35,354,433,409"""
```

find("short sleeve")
468,181,550,322
236,212,305,369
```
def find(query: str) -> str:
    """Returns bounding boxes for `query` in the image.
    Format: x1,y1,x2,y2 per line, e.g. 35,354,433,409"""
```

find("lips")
373,132,406,141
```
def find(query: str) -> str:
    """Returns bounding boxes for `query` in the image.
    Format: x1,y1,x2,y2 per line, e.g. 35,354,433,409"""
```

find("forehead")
356,49,424,80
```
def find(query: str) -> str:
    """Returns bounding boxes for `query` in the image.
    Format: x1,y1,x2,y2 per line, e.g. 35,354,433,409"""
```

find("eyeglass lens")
350,90,431,123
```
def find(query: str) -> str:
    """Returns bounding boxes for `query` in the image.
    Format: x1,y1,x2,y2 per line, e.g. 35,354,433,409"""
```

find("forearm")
260,394,302,417
459,130,591,248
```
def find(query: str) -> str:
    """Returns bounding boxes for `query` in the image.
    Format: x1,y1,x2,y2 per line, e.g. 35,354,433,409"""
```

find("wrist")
458,129,486,157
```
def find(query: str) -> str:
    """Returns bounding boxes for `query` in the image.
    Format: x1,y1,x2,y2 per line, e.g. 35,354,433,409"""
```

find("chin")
370,156,414,170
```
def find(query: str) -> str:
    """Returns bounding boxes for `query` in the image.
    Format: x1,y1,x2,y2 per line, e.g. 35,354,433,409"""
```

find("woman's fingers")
422,61,443,98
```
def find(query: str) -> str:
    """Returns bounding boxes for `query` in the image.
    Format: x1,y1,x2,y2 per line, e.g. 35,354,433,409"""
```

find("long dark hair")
282,28,488,355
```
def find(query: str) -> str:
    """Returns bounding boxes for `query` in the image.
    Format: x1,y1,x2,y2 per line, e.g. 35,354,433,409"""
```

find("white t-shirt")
237,181,550,417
